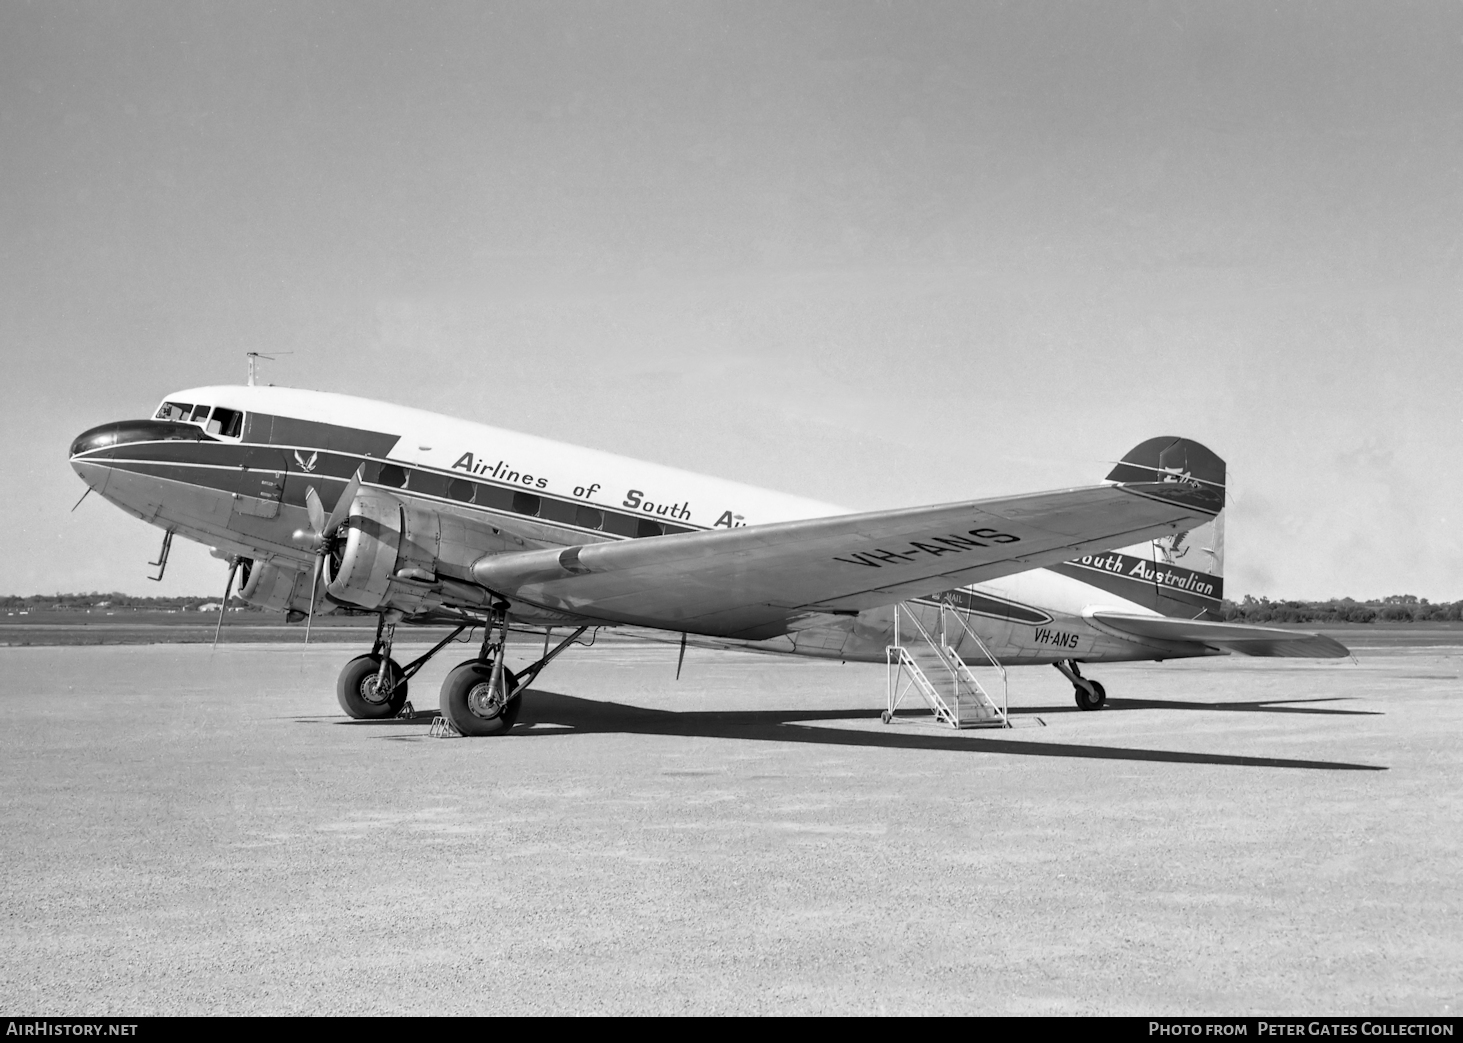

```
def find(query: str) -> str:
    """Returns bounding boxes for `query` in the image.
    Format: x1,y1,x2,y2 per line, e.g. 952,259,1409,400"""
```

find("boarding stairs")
886,599,1010,729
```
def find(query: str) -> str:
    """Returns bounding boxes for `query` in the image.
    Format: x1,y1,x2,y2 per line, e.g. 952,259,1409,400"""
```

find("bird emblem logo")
294,450,319,473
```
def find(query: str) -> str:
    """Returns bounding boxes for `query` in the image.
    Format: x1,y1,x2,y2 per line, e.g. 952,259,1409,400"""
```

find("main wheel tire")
439,660,522,737
1074,679,1107,711
336,654,409,719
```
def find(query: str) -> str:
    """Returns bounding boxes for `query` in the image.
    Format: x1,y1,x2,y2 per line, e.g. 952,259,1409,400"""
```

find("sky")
2,1,1460,600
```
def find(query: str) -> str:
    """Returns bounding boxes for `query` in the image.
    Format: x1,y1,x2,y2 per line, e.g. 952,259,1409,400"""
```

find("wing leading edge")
469,436,1228,640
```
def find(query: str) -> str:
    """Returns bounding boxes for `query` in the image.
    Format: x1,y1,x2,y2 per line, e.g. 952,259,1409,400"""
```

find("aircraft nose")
69,419,210,458
70,422,128,458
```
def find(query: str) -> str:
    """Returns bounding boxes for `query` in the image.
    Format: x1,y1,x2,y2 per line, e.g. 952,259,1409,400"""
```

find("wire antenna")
245,351,294,386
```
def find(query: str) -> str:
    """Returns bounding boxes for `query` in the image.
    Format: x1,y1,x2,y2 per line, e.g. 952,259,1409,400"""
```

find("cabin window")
190,404,211,422
511,492,541,517
575,506,604,530
378,465,407,489
538,499,578,525
155,401,193,422
409,471,449,499
601,511,640,538
636,518,664,538
475,484,512,511
448,479,475,503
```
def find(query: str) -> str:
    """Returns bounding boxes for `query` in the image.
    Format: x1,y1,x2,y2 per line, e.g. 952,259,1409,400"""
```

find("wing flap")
1087,612,1352,659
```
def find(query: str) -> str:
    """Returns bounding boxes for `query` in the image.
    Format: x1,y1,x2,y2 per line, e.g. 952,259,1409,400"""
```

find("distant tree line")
0,593,259,613
1219,594,1463,624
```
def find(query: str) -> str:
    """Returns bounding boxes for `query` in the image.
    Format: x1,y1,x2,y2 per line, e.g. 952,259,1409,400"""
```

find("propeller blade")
304,555,322,645
305,485,326,537
213,560,238,650
321,468,362,539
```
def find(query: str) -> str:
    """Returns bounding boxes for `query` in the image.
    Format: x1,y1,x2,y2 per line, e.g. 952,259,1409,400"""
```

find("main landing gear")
439,610,521,737
437,610,589,737
337,653,409,718
331,608,590,737
1054,659,1106,711
335,613,470,720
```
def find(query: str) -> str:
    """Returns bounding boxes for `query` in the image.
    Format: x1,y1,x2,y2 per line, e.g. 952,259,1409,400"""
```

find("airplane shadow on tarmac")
1031,695,1382,717
329,689,1386,772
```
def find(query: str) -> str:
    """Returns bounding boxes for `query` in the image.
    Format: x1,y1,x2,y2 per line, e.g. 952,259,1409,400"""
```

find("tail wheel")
337,654,409,719
1074,679,1107,711
439,659,522,737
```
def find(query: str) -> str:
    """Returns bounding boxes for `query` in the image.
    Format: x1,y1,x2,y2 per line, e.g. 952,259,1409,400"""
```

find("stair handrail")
939,596,1010,725
888,603,958,724
939,598,1007,683
896,602,957,683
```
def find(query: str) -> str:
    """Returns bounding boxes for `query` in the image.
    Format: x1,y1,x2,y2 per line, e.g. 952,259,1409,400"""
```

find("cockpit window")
153,401,244,438
155,401,193,422
210,408,243,438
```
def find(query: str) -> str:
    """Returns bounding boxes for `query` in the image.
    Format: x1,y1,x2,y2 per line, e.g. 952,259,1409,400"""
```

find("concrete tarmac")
0,640,1458,1015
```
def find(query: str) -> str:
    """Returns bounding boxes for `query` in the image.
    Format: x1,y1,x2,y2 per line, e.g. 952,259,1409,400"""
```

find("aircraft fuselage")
69,384,1222,667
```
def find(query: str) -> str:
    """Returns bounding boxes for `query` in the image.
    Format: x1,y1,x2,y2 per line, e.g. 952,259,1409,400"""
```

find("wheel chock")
429,715,461,738
397,700,415,719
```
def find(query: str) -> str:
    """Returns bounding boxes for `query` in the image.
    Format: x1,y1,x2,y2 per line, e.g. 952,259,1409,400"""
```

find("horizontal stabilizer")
1086,612,1351,659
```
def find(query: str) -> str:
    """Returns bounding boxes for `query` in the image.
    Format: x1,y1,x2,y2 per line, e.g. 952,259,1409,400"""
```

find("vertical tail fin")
1056,438,1227,619
1143,510,1226,618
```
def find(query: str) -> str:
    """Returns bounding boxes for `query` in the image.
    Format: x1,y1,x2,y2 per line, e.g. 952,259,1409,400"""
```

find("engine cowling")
323,489,468,614
236,557,317,615
325,489,401,609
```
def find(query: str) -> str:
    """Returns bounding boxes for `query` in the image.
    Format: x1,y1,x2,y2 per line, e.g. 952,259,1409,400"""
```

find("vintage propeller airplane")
69,383,1347,735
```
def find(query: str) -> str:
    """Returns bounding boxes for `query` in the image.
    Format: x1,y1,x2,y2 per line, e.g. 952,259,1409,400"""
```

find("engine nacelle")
322,487,547,614
237,557,317,616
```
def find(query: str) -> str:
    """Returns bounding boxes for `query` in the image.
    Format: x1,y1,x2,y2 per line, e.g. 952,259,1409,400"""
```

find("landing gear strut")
438,611,590,737
439,609,519,737
1054,659,1106,711
337,652,408,718
336,615,409,719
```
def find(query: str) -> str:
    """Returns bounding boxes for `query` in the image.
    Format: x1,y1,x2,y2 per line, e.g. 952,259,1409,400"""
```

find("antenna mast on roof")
245,351,292,386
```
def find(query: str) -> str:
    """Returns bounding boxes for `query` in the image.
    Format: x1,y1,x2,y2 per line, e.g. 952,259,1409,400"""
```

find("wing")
472,436,1228,640
1086,612,1351,658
